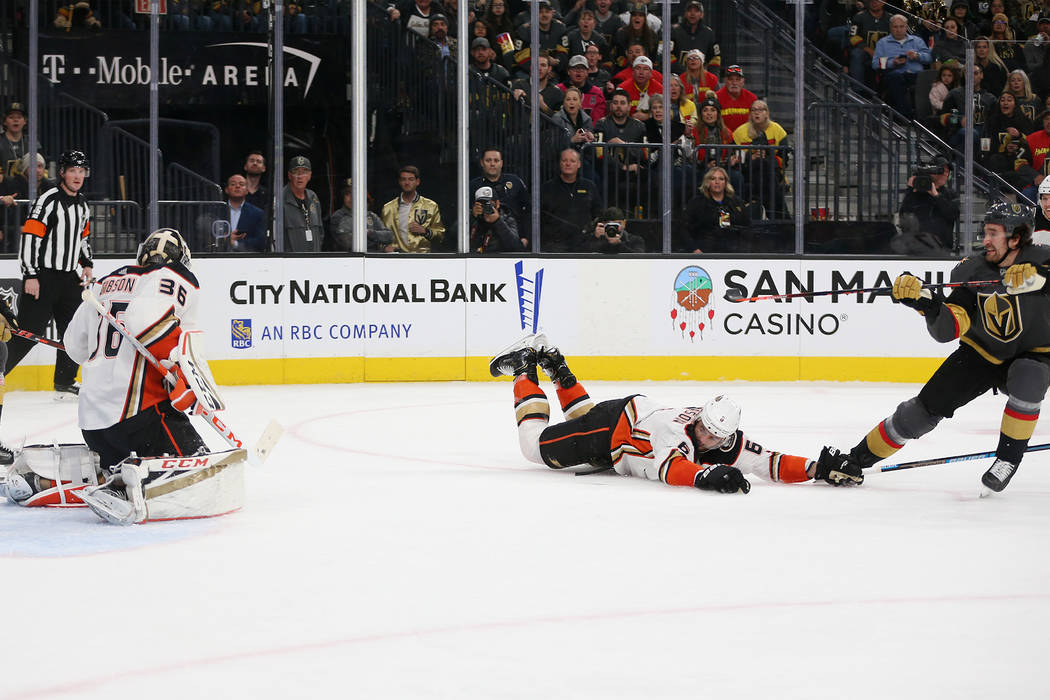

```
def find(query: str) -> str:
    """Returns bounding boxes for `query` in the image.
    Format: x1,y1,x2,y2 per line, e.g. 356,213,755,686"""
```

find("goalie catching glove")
892,273,941,315
1003,263,1048,295
694,465,751,494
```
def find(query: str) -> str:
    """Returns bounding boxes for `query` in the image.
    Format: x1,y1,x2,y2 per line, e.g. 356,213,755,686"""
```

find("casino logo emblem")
671,266,715,342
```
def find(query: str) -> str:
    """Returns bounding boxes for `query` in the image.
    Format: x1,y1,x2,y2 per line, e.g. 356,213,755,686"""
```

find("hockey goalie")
1,228,246,524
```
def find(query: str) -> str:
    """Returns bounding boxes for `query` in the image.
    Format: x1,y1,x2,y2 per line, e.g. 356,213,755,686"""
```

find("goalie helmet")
699,394,741,442
137,228,191,267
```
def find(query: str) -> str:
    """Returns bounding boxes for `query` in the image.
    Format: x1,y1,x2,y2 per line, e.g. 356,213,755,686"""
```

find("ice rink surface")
1,378,1048,700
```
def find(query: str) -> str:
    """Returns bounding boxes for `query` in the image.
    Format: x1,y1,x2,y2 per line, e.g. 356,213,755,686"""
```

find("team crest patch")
231,319,252,349
978,292,1022,343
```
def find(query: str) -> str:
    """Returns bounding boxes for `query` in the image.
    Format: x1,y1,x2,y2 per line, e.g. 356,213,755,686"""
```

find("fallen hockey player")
490,335,862,491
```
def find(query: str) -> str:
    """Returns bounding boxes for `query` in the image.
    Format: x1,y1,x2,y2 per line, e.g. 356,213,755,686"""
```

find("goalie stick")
80,288,282,464
872,442,1050,473
724,279,1001,303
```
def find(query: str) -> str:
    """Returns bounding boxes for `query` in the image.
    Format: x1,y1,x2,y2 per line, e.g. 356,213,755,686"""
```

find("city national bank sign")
29,33,342,107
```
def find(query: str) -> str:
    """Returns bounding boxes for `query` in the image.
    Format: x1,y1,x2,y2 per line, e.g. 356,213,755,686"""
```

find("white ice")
1,379,1048,700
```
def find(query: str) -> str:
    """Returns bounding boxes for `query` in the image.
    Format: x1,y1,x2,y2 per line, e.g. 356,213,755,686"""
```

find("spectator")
539,148,601,252
512,53,564,115
281,155,324,253
692,96,742,195
667,75,698,132
593,0,625,47
947,0,978,39
429,13,456,60
558,54,608,122
978,0,1009,36
820,0,863,64
1022,16,1050,88
388,0,447,38
8,152,56,201
1005,69,1042,121
469,185,526,253
470,37,511,87
983,92,1036,174
611,5,659,71
380,165,445,253
732,100,789,219
513,0,569,78
680,166,751,253
593,89,648,211
53,1,101,31
897,156,960,251
482,0,517,69
224,174,266,253
679,49,718,100
0,103,41,181
974,37,1009,97
1027,109,1050,174
617,55,662,120
328,179,395,253
940,64,996,152
932,17,967,68
671,1,721,74
567,9,611,64
552,86,597,153
990,13,1028,72
715,65,758,133
580,206,645,253
243,150,269,212
468,146,531,243
584,43,614,95
617,1,662,34
610,44,664,87
847,0,890,86
929,65,959,114
871,14,931,120
644,94,691,205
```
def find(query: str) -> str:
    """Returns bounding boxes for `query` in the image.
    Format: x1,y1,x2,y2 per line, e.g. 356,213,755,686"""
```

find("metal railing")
1,199,143,255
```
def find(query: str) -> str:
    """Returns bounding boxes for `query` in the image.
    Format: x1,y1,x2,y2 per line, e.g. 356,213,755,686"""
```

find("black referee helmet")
58,150,90,176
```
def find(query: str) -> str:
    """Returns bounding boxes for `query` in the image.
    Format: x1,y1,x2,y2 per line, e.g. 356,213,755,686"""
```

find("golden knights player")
821,201,1048,493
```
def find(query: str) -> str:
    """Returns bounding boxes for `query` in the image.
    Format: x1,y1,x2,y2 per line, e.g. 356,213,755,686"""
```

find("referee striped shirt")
19,186,92,278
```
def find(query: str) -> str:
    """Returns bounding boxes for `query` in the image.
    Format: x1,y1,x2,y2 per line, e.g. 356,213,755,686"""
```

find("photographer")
469,186,526,254
896,157,960,252
580,207,645,254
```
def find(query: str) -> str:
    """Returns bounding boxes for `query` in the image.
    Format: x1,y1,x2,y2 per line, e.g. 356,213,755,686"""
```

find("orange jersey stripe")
663,454,702,487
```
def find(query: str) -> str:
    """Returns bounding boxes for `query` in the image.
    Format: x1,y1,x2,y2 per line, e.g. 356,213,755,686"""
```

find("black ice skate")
54,382,80,401
533,335,577,388
489,336,539,379
981,458,1018,493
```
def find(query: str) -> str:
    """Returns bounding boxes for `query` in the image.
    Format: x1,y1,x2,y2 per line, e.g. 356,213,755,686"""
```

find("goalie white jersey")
64,263,200,431
610,397,814,485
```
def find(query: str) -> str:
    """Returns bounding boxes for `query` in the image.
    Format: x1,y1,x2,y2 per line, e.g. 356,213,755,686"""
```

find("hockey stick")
724,279,1001,303
80,288,282,463
9,328,66,350
873,442,1050,473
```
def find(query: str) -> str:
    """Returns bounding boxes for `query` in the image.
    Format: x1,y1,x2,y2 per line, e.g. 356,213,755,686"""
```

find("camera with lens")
912,163,941,192
603,222,622,236
482,199,496,216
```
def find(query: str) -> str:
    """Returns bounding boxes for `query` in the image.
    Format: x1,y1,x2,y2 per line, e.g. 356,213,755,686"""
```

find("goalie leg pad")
4,444,101,506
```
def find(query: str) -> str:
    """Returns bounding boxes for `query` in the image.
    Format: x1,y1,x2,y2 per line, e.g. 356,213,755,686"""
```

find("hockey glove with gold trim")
1004,262,1048,295
892,273,940,315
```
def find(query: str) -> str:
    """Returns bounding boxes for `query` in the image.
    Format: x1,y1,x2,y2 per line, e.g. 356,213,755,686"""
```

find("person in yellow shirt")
731,100,789,219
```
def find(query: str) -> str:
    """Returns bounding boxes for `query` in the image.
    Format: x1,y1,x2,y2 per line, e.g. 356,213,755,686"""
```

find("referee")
4,150,93,398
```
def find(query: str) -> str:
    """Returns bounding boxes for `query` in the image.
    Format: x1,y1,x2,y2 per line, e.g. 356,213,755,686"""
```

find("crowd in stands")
817,0,1050,205
7,0,1048,255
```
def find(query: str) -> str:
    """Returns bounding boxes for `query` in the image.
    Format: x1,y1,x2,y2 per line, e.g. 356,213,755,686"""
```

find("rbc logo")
231,319,252,349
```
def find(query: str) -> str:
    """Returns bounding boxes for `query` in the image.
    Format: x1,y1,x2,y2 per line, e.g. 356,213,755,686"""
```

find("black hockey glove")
814,446,864,486
892,273,941,315
694,465,751,494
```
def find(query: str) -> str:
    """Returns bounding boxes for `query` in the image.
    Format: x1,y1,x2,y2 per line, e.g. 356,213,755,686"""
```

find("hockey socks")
996,398,1039,464
513,374,550,427
555,382,594,421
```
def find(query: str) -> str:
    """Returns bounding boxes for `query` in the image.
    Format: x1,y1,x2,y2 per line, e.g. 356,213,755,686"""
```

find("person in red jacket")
617,55,662,120
715,64,758,133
